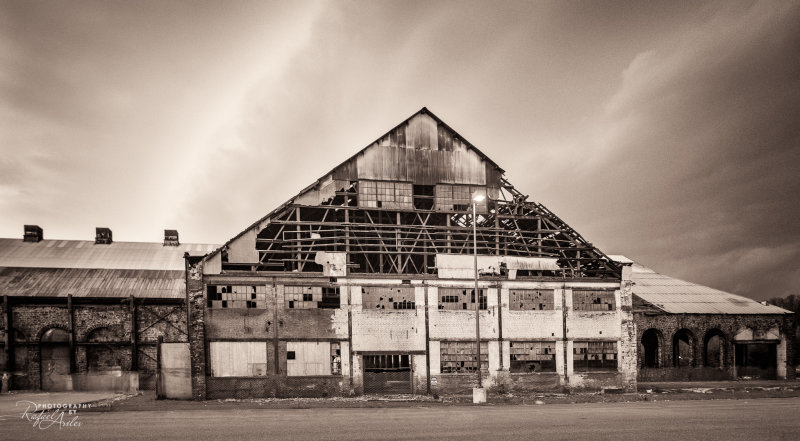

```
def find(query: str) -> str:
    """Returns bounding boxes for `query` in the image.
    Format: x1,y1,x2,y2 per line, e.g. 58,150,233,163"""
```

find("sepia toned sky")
1,0,798,300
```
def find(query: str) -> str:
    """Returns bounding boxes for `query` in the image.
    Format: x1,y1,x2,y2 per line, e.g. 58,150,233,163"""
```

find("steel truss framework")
222,177,620,279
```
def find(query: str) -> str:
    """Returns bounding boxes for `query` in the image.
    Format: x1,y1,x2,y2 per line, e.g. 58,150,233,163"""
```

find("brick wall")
2,298,187,392
634,311,795,381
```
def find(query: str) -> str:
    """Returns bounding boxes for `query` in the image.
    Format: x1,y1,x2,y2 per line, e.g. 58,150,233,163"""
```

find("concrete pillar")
185,256,206,400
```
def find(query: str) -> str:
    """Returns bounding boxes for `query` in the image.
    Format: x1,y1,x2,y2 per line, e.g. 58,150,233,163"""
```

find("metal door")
159,342,192,399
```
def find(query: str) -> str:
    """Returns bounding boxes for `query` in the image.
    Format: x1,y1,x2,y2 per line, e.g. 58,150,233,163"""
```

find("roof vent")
23,225,43,242
164,229,179,246
95,227,113,244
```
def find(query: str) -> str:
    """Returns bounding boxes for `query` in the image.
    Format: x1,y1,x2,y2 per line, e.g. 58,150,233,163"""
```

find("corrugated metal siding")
0,239,217,271
356,146,487,185
625,263,789,315
0,267,185,298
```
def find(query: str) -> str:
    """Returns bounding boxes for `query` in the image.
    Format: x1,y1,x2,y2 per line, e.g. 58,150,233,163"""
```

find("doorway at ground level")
362,354,412,394
735,343,777,380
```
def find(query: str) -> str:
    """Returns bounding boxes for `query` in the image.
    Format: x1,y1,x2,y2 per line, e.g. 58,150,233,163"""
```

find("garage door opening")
735,343,777,380
362,354,411,394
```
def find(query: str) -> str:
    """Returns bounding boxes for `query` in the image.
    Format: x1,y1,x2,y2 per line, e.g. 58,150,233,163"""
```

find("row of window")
207,285,616,311
208,341,618,377
356,181,491,212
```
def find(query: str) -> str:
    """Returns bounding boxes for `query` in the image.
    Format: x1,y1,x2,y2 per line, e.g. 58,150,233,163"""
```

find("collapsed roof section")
205,108,620,279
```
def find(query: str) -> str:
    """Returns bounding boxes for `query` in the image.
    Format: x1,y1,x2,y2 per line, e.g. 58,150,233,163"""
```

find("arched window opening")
673,329,695,367
641,328,662,368
704,330,726,368
41,328,69,343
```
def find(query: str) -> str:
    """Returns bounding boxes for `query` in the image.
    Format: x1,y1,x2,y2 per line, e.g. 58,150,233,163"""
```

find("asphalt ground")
2,397,799,441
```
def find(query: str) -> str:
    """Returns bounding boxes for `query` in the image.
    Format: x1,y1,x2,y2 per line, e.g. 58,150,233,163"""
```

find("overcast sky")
1,0,798,301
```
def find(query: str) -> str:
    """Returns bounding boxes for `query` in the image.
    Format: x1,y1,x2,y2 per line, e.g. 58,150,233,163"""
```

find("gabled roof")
204,107,504,263
609,256,790,315
0,238,218,298
0,267,185,298
0,238,217,271
204,108,620,278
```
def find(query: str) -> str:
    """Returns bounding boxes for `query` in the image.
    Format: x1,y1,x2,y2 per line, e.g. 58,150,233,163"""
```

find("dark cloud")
2,1,797,300
538,1,800,299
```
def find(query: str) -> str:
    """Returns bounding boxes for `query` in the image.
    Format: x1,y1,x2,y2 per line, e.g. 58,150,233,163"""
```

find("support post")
67,294,75,373
156,335,163,399
129,296,138,371
424,283,431,395
473,201,482,389
3,295,13,375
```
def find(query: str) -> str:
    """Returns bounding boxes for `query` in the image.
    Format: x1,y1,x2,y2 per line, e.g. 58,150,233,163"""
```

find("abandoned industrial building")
0,108,794,399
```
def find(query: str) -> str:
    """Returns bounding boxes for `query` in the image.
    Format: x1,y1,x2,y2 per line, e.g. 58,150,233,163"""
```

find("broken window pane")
509,341,557,373
438,288,486,310
510,289,555,311
357,180,413,209
207,285,268,309
440,341,488,373
572,289,616,311
573,341,617,372
362,286,415,310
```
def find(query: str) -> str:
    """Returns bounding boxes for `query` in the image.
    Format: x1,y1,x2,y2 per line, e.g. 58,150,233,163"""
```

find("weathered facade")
621,259,795,382
189,108,638,398
0,229,216,396
1,108,793,398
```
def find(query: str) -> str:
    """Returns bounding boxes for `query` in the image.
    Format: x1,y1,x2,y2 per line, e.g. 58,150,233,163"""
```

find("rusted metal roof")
0,267,185,298
0,239,218,271
609,255,790,315
0,238,218,299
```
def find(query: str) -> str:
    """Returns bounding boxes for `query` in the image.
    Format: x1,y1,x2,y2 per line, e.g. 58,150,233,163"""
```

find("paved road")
2,397,799,440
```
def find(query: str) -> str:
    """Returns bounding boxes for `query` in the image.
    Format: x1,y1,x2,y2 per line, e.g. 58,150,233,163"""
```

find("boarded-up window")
209,342,267,377
438,287,486,310
287,342,341,376
572,289,615,311
434,184,488,212
362,286,415,310
573,341,617,372
510,289,555,310
285,286,340,309
510,341,556,372
440,341,488,373
358,180,412,209
207,285,268,309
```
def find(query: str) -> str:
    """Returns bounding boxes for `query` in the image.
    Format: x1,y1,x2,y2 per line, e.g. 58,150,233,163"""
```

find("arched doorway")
40,328,71,391
641,328,662,368
673,329,695,367
704,329,726,368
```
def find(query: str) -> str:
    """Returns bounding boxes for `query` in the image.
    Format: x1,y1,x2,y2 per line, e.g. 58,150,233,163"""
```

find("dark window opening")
705,332,725,368
413,185,435,210
641,329,661,368
736,343,777,379
319,287,341,309
673,329,695,367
